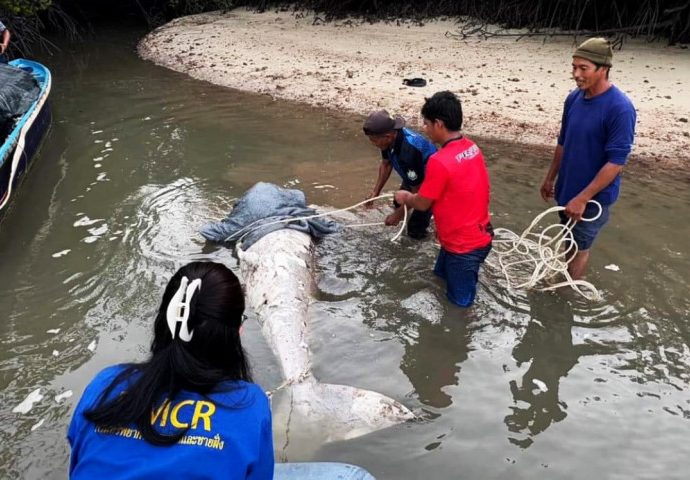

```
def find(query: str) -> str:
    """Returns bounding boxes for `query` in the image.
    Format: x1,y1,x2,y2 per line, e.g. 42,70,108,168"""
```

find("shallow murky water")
1,26,689,479
310,157,690,479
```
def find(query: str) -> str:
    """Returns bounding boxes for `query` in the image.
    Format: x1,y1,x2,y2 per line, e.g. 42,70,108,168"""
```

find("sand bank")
138,9,690,171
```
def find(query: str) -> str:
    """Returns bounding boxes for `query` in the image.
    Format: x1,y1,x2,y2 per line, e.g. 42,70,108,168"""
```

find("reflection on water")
401,318,471,409
312,140,690,478
1,24,690,480
506,296,573,446
505,293,621,447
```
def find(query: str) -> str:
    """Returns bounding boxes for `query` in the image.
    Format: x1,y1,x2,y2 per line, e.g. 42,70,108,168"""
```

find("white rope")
265,369,312,399
228,193,409,248
490,200,603,301
0,68,52,211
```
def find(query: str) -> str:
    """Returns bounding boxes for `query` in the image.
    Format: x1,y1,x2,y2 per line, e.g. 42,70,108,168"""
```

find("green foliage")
0,0,52,16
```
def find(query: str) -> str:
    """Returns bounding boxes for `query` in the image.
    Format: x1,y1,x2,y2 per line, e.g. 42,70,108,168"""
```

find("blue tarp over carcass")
200,182,341,249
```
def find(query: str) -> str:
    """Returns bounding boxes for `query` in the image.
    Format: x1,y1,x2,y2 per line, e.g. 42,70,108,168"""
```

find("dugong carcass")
237,229,414,447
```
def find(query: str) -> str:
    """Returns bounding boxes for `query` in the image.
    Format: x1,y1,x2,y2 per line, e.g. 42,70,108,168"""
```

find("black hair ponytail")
85,262,251,445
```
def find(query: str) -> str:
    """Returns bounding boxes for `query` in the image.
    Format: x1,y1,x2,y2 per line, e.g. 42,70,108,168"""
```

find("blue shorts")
558,202,610,250
434,243,492,307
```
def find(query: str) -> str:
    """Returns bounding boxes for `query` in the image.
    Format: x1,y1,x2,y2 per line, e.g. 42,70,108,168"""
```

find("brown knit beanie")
573,38,613,67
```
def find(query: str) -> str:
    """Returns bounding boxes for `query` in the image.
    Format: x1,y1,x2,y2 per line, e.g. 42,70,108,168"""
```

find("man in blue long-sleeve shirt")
541,37,636,279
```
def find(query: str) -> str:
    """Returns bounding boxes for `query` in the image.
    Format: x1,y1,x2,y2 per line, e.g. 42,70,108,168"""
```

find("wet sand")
139,8,690,172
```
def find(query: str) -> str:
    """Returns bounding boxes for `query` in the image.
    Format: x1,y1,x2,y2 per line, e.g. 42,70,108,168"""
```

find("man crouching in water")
395,91,493,307
363,110,436,239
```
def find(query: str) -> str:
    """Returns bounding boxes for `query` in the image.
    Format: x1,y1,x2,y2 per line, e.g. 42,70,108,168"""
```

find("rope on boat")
227,193,409,248
0,69,52,212
489,200,603,301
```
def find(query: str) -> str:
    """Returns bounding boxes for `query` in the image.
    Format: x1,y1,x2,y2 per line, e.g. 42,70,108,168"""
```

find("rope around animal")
226,193,409,248
489,200,603,300
224,193,603,301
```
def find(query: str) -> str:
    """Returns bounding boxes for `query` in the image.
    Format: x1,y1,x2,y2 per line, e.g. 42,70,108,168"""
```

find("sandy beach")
138,8,690,172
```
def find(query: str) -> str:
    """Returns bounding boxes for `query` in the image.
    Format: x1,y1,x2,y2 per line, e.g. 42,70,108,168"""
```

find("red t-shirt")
418,137,492,254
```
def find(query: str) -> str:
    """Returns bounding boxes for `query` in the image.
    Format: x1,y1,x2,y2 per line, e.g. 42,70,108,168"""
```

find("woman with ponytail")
68,262,274,479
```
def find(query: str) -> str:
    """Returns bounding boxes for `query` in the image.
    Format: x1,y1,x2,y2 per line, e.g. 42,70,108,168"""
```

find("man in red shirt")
395,91,492,307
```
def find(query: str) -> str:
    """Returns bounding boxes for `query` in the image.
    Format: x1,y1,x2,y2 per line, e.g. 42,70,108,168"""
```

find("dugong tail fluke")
289,379,414,441
238,229,413,444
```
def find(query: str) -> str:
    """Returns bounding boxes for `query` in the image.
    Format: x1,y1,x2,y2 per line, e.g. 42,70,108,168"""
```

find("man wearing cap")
541,37,636,280
363,110,437,239
0,20,10,63
395,91,492,308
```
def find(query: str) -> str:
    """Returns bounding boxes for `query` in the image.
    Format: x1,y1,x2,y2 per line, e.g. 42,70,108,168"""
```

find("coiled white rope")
490,200,603,301
226,193,409,249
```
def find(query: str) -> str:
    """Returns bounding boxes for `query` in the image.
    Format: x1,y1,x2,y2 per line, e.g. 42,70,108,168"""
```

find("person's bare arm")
385,186,421,225
370,160,393,197
0,29,10,54
540,144,563,202
393,190,433,212
365,160,393,208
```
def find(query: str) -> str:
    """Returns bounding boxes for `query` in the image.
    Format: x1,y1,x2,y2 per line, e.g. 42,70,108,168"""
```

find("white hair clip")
166,276,202,342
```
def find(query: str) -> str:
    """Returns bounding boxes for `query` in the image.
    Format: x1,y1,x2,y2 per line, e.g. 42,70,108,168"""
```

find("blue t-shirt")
382,128,437,187
68,365,274,480
556,85,636,206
